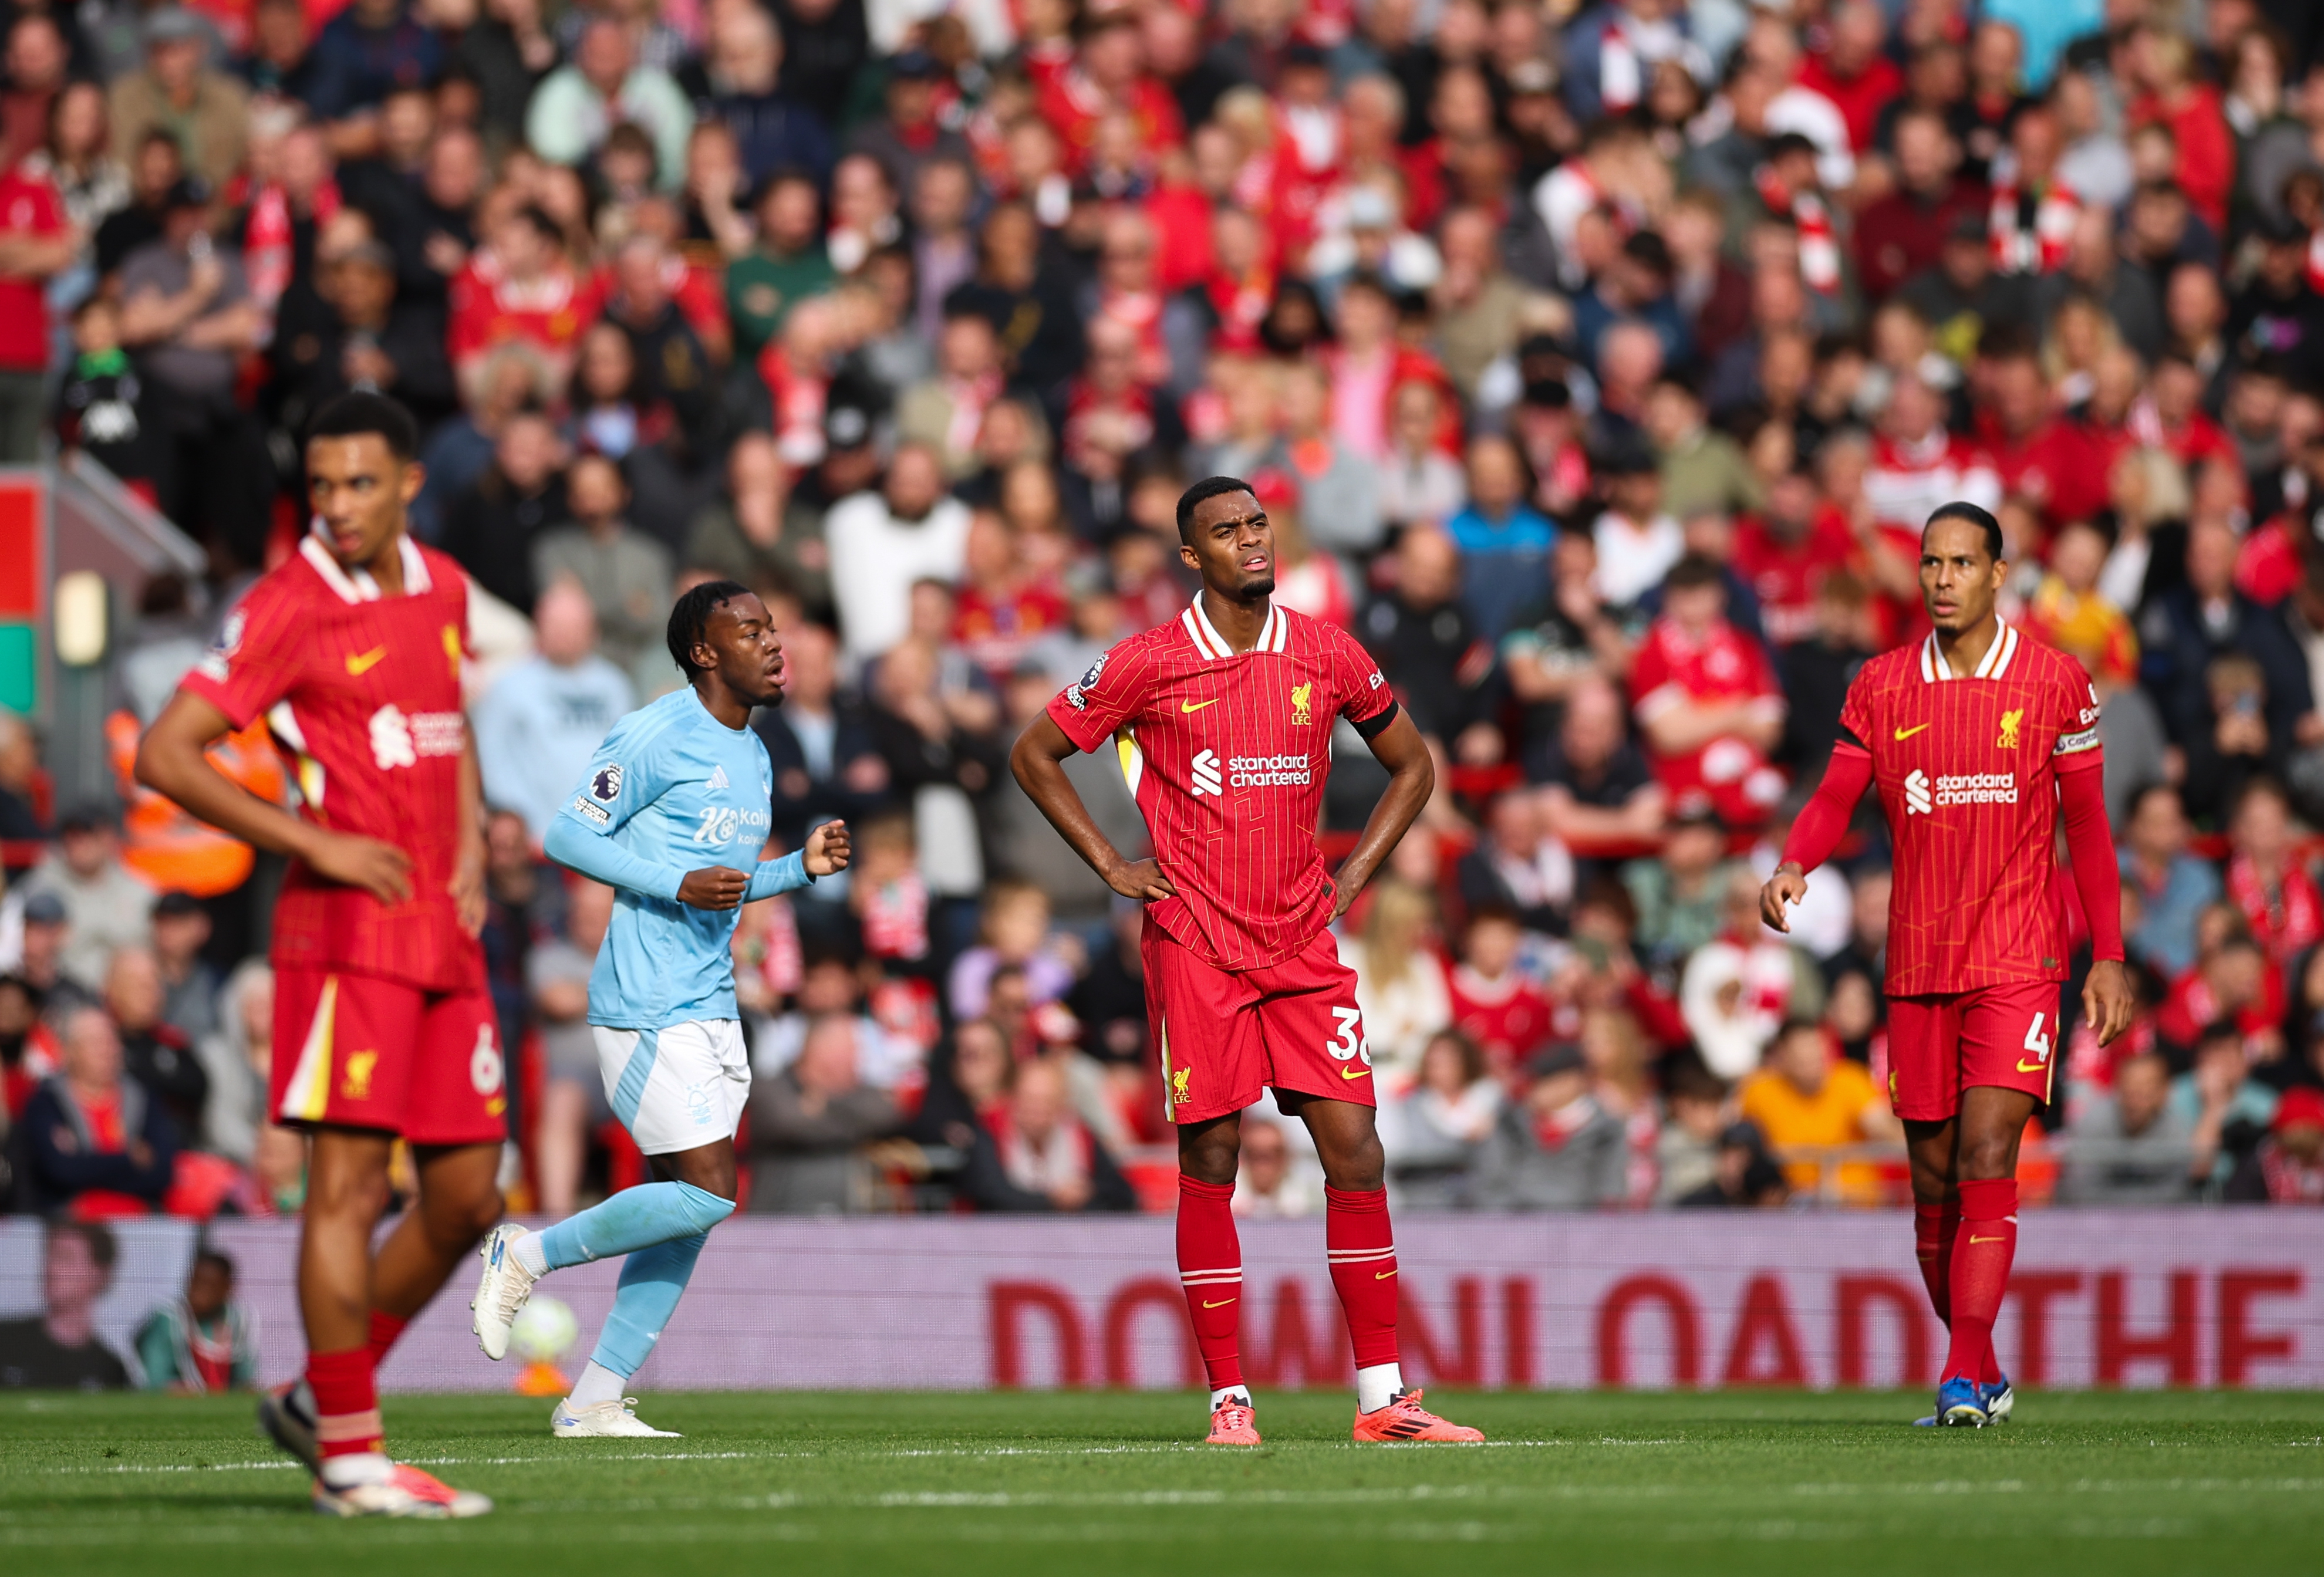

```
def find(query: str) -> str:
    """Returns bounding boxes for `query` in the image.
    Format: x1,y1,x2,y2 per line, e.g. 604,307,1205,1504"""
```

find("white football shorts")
594,1018,750,1156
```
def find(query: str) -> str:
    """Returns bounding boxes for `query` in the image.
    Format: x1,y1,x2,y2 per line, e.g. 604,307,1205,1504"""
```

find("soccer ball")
511,1295,580,1364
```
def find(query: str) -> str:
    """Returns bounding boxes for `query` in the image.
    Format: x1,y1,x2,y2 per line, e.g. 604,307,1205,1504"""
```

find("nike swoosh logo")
1968,1234,2008,1245
1202,1298,1235,1309
1341,1066,1371,1080
1894,723,1931,740
1180,698,1219,712
2016,1059,2047,1073
345,646,389,676
1374,1270,1397,1280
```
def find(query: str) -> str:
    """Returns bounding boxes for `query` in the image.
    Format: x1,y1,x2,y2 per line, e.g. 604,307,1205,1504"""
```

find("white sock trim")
512,1230,549,1278
567,1359,629,1410
1209,1386,1252,1411
1356,1362,1404,1415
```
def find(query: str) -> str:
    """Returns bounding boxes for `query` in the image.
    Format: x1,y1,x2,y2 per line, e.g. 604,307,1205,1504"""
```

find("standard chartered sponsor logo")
1190,749,1223,796
1904,769,1932,815
1934,772,2017,806
1227,752,1313,787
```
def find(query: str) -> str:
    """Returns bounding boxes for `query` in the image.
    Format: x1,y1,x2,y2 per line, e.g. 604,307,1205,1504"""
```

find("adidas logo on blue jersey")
707,765,729,790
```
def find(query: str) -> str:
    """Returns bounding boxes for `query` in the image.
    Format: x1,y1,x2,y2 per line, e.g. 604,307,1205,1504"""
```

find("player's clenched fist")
1759,862,1808,933
805,819,852,877
676,866,751,910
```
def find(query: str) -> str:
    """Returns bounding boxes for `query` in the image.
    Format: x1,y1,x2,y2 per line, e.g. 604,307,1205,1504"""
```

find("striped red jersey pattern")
1837,621,2104,998
177,533,483,994
1046,598,1393,971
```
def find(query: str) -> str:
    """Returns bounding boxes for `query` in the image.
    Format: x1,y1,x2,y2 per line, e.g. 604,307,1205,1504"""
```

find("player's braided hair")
667,579,753,676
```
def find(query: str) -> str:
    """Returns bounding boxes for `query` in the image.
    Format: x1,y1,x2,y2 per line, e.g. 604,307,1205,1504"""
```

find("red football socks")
306,1346,384,1459
1324,1185,1400,1370
366,1310,409,1366
1917,1200,2003,1386
1941,1179,2018,1384
1176,1175,1244,1393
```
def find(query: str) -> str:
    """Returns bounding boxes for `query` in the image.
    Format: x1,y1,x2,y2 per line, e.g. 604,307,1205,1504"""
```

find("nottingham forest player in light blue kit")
470,580,849,1436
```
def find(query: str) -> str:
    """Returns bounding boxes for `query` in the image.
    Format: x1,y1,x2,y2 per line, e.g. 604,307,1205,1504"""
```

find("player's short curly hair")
1175,475,1257,544
307,391,418,461
1924,501,2005,562
666,579,753,676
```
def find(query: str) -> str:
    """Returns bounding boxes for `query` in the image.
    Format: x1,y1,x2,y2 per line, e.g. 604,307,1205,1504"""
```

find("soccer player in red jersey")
1760,501,2136,1427
136,393,501,1517
1011,477,1484,1447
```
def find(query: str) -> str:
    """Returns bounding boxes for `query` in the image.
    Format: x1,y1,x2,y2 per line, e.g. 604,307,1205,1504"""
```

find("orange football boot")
1206,1397,1262,1445
1351,1388,1485,1443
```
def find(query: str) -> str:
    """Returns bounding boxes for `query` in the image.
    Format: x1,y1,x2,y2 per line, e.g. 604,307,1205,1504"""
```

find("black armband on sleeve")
1351,698,1400,741
1835,720,1866,752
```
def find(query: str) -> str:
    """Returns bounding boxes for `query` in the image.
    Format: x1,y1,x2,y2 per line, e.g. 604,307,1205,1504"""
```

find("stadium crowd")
5,0,2324,1231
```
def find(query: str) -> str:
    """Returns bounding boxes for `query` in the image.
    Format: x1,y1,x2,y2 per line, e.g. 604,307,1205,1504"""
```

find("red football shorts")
1885,980,2061,1122
1141,921,1376,1125
271,965,508,1146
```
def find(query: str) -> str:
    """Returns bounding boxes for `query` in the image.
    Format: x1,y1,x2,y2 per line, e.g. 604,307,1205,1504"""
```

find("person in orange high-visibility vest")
105,708,286,899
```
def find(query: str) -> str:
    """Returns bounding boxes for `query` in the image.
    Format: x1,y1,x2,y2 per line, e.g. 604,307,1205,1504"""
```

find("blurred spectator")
963,1053,1135,1213
193,960,271,1168
527,877,610,1217
1379,1029,1499,1208
133,1247,257,1393
22,806,154,995
751,619,888,849
1654,1063,1729,1205
1357,526,1496,754
1344,880,1449,1083
2225,1085,2324,1204
104,944,205,1142
0,1219,127,1389
749,1011,901,1214
0,97,66,460
1676,1119,1792,1208
948,880,1074,1023
527,16,690,187
1625,809,1733,965
827,441,972,665
1738,1019,1898,1201
109,9,249,190
18,1003,177,1217
0,708,43,847
1476,1045,1630,1210
1229,1115,1323,1219
686,431,832,613
1630,555,1786,829
474,578,636,842
1445,904,1554,1080
1680,866,1820,1080
1445,431,1555,641
531,452,674,681
441,406,569,614
2119,783,2220,980
1455,791,1572,937
1530,674,1667,847
0,972,55,1120
147,891,218,1047
2062,1050,2202,1204
2170,1021,2279,1190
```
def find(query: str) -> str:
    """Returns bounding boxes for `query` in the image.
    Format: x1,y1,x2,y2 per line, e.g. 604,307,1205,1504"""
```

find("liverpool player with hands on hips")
1759,502,2135,1429
470,581,848,1436
134,394,504,1517
1011,476,1483,1446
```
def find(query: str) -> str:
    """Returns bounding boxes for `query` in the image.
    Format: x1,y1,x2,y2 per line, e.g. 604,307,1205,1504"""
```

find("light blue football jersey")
552,687,807,1029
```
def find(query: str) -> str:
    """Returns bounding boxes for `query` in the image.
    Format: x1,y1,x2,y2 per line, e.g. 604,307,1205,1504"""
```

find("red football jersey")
1837,621,2104,997
1045,597,1394,971
178,533,482,993
1630,615,1787,825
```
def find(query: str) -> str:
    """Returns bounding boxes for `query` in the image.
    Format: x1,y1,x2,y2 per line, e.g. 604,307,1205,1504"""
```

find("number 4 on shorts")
2019,1011,2051,1072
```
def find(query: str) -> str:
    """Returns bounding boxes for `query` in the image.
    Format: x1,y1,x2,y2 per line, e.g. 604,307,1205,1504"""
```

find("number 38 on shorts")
1141,926,1381,1125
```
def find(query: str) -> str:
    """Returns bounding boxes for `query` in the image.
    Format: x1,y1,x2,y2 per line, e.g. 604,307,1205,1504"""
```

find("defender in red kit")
1761,501,2136,1428
136,393,501,1517
1012,476,1483,1447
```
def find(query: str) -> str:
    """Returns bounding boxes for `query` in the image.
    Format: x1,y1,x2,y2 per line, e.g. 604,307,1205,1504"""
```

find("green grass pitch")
6,1389,2324,1575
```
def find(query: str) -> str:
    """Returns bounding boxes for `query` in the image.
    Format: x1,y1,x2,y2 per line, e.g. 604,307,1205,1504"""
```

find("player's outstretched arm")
542,813,705,904
1010,712,1175,901
1760,744,1874,933
1334,707,1433,923
136,689,415,904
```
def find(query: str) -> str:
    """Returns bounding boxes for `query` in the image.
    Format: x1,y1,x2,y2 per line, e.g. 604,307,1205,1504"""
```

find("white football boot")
470,1223,537,1361
552,1397,682,1438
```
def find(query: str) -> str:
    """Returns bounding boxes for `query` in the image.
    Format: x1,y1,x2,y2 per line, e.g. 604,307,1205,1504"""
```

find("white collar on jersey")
301,522,431,604
1182,596,1287,659
1920,618,2019,682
